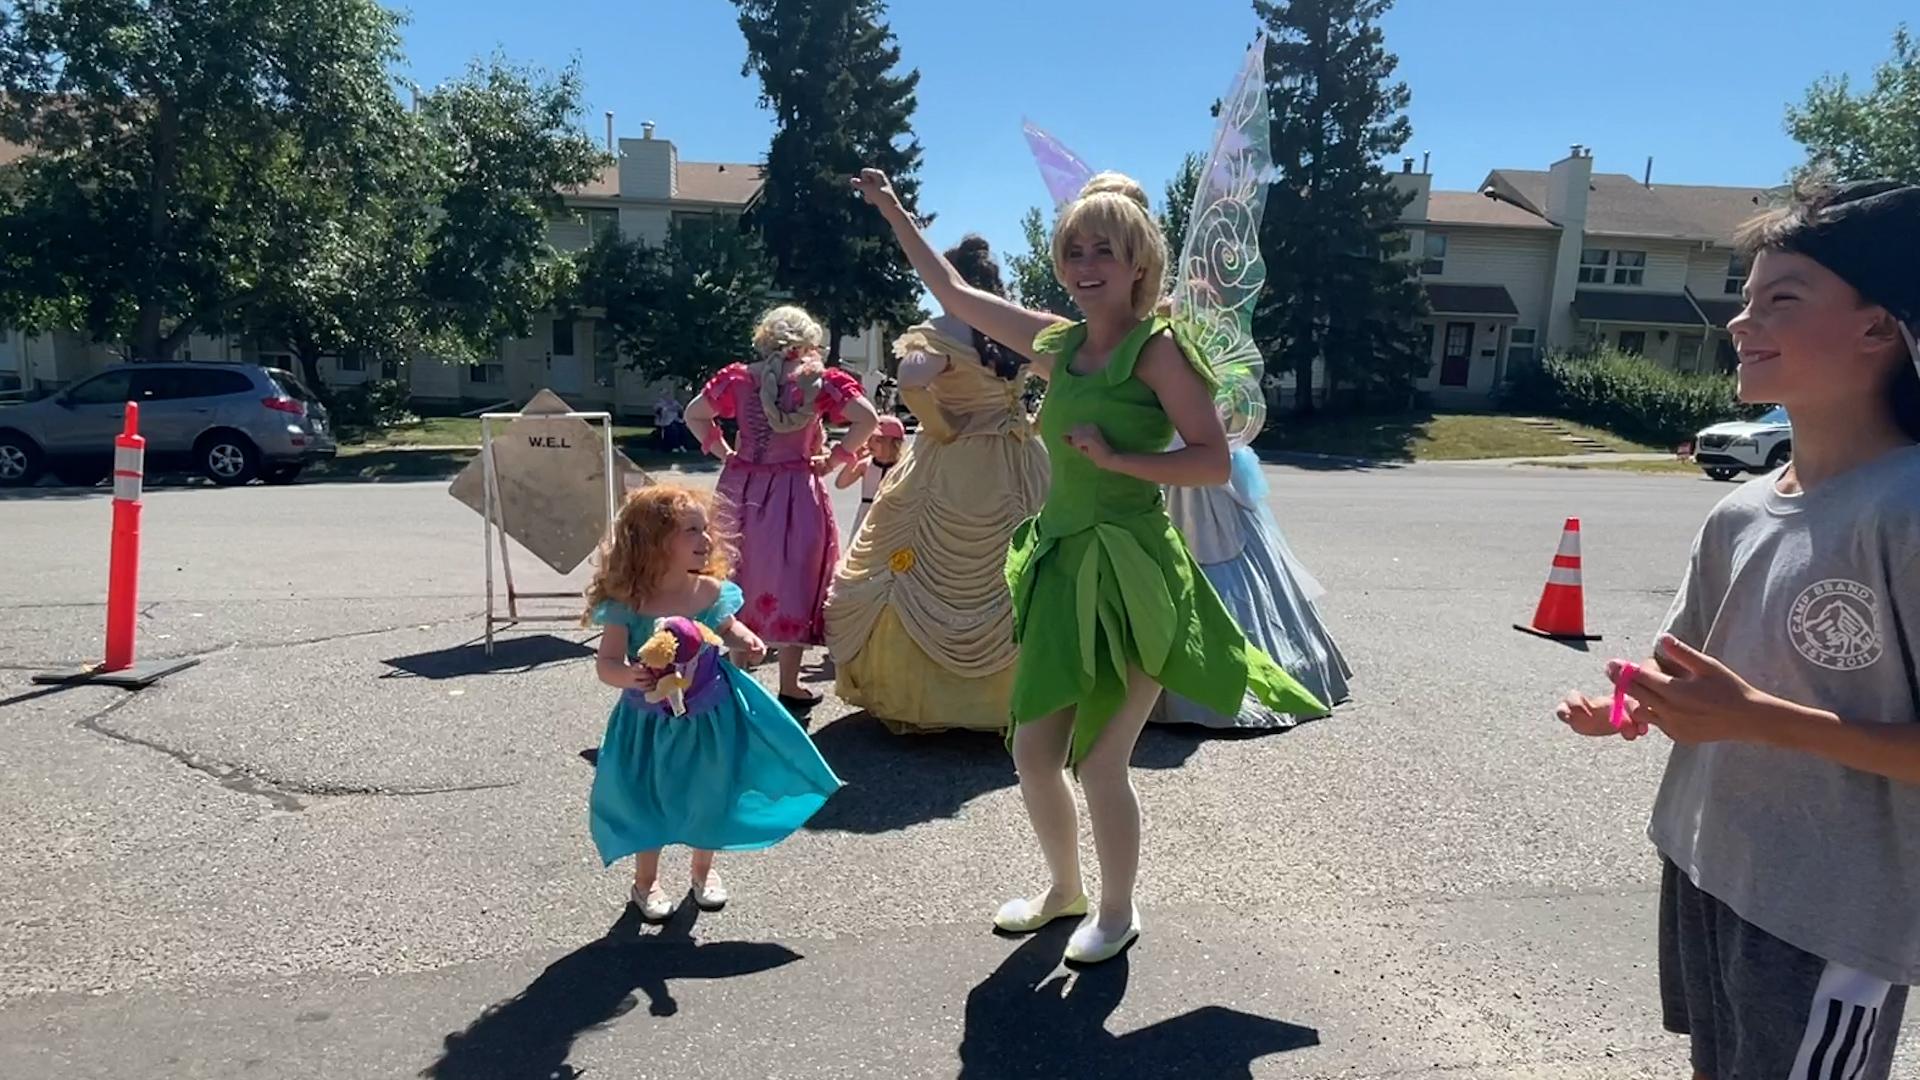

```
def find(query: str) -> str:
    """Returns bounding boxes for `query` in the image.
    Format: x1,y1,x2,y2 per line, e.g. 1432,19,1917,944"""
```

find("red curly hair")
582,485,734,622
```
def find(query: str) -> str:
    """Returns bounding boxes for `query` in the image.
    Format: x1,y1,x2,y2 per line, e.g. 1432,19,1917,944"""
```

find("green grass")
344,415,651,448
1523,458,1713,476
1254,411,1665,463
307,438,717,484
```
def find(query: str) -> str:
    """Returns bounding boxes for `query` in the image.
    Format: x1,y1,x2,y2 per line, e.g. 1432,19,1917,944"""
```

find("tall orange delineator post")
1514,517,1603,643
33,402,200,689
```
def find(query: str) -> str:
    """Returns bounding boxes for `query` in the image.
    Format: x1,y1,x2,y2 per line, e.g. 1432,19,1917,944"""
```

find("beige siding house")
0,122,889,417
1394,146,1775,406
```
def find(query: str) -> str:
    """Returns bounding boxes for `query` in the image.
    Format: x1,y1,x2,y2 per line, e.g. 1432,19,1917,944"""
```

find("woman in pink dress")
685,306,881,708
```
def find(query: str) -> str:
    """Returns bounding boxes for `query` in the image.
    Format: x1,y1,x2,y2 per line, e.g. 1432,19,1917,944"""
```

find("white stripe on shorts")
1791,961,1894,1080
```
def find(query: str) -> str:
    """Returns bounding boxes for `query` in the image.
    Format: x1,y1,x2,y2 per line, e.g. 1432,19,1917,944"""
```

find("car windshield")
1758,406,1789,426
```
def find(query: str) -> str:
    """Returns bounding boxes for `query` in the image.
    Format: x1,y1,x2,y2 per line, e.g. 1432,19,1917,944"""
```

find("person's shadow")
957,926,1318,1079
420,905,801,1080
802,711,1017,834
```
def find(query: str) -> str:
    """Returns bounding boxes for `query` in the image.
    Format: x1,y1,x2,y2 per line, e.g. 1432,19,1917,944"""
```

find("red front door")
1440,322,1474,387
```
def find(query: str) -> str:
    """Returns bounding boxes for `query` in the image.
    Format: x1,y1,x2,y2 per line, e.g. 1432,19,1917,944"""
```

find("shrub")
323,378,415,434
1504,349,1758,445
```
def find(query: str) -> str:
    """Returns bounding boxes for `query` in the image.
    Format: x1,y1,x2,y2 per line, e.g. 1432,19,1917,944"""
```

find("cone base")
31,656,201,689
1513,623,1602,643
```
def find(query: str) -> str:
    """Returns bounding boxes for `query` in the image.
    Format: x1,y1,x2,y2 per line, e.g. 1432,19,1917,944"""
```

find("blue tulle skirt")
589,659,843,862
1154,447,1352,729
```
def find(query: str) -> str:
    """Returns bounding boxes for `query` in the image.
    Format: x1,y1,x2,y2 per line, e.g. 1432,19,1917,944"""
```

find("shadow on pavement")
957,925,1319,1079
420,906,802,1080
383,634,597,680
803,711,1016,834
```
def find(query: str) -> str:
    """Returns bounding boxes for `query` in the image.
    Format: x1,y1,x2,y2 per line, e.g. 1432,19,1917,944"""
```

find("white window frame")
336,355,366,373
1578,248,1610,284
1617,329,1648,355
551,318,575,358
1420,233,1446,276
1506,327,1538,367
467,363,505,384
1611,250,1646,286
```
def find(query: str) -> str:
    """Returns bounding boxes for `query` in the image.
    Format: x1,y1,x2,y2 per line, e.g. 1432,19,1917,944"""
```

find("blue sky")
395,0,1910,274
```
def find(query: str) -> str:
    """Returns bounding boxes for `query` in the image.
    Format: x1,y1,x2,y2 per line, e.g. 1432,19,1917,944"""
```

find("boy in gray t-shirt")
1559,180,1920,1080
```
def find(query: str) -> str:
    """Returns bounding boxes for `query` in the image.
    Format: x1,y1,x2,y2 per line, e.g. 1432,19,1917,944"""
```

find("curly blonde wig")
1051,172,1168,321
752,305,827,360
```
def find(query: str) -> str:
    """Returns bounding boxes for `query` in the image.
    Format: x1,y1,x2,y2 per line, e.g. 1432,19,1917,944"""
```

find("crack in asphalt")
4,613,484,671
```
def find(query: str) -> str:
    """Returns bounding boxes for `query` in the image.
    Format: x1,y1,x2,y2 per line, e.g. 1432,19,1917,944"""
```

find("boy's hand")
1555,690,1651,740
1616,635,1770,745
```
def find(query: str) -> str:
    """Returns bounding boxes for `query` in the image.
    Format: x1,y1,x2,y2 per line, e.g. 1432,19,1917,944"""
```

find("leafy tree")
574,214,773,387
1006,207,1080,318
1254,0,1429,414
734,0,929,362
413,56,610,362
0,0,408,361
1158,152,1204,280
1788,24,1920,185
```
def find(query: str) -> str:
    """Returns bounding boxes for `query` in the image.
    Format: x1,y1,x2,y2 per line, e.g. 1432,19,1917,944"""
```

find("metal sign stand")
479,407,618,653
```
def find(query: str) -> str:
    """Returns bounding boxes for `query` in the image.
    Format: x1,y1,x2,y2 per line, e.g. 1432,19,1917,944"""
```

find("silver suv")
0,363,336,487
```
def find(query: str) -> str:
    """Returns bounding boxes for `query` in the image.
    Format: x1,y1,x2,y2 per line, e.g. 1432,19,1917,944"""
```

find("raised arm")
852,169,1067,377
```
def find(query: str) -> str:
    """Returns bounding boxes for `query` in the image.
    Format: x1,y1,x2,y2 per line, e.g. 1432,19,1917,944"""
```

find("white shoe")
992,892,1088,934
692,870,728,911
631,882,677,922
1064,910,1140,965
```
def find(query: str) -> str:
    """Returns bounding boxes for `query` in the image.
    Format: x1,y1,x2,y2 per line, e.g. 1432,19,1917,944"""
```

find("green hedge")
1504,350,1757,446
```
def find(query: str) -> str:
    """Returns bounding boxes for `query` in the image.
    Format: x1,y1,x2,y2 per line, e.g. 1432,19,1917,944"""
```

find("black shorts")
1660,858,1910,1079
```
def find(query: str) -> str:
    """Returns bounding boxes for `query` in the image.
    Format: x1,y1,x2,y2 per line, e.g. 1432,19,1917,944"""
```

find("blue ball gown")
588,582,843,863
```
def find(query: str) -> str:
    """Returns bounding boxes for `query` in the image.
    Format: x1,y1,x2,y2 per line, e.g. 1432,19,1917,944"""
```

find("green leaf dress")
1005,316,1326,766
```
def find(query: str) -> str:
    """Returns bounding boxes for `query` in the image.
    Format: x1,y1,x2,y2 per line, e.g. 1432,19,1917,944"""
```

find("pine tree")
734,0,929,363
1253,0,1428,414
1159,152,1203,290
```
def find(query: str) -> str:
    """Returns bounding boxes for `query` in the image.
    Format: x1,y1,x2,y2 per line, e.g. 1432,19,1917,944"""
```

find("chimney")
1544,145,1597,353
1402,157,1414,174
619,130,677,202
1644,156,1653,188
605,111,615,153
642,120,656,140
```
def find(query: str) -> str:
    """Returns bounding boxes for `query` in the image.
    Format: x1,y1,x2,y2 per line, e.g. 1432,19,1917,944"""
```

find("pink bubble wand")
1609,661,1641,730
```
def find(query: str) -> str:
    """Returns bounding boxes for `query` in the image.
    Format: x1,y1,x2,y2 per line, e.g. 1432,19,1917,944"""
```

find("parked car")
1692,405,1791,481
0,363,336,488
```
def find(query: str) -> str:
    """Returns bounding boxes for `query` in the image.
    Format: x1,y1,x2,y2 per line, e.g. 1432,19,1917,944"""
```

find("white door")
547,318,582,395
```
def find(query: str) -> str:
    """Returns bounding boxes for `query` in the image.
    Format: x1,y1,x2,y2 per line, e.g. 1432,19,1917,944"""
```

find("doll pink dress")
699,361,867,647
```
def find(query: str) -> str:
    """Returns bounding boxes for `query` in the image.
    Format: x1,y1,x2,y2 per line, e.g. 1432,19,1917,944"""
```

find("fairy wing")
1168,34,1276,390
1021,118,1096,213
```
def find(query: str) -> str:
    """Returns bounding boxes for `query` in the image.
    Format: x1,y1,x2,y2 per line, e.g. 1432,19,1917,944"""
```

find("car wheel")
263,464,303,485
0,432,45,487
1765,443,1792,469
198,431,260,486
1704,467,1740,482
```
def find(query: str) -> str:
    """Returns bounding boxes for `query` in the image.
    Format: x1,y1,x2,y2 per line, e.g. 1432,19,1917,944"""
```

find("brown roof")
1425,191,1555,229
1485,170,1776,244
567,160,765,206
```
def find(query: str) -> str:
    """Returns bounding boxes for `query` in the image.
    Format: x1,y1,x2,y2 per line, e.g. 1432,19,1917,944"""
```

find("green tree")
1254,0,1429,414
413,56,611,362
0,0,408,361
734,0,929,362
574,215,773,387
1007,207,1080,318
1158,151,1203,290
1788,25,1920,185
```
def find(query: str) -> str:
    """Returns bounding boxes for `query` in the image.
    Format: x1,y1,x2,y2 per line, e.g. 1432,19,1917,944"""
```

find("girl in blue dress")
584,484,844,922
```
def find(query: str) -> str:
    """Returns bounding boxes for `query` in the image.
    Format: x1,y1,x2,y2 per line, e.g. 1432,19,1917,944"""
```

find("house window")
551,318,575,357
1612,250,1646,286
337,355,366,373
593,321,618,388
380,359,399,380
1506,327,1538,368
467,363,505,384
1420,233,1446,276
1578,248,1611,284
1724,255,1749,295
1617,330,1647,355
577,208,618,236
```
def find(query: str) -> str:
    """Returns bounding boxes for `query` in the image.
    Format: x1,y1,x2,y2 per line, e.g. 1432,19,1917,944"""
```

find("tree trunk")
296,341,326,394
826,320,844,367
1293,350,1317,416
138,101,180,362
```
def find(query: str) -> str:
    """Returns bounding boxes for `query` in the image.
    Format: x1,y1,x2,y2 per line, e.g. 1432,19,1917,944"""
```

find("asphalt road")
0,458,1912,1080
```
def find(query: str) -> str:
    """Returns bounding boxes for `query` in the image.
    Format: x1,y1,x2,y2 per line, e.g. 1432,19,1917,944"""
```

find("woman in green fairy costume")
854,163,1323,964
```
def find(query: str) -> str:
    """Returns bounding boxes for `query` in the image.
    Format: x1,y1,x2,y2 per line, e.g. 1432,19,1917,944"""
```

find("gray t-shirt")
1649,446,1920,984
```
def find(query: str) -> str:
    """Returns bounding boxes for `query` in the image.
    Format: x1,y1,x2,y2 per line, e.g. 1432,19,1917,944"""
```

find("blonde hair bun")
1078,171,1151,212
752,305,826,360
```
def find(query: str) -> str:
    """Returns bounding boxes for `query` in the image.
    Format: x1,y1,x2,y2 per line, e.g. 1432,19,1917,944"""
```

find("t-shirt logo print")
1787,579,1883,671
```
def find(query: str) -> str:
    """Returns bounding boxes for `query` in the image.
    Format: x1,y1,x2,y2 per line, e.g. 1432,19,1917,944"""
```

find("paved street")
0,459,1912,1079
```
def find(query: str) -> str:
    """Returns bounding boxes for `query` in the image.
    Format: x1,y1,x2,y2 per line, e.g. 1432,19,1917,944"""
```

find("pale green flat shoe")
992,892,1089,933
1063,910,1140,965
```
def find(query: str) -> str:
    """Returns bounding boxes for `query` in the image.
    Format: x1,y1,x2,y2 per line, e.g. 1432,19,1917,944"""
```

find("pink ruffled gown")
699,362,867,647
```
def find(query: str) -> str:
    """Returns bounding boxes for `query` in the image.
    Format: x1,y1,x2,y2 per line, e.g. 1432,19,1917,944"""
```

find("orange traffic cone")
1515,517,1601,642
